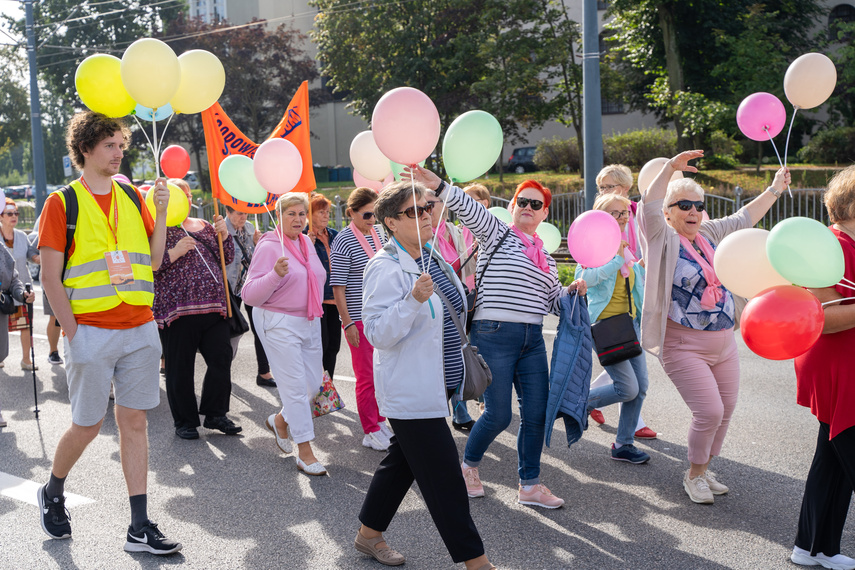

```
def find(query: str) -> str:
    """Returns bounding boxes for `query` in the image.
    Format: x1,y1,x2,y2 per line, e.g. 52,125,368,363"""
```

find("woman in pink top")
241,193,328,476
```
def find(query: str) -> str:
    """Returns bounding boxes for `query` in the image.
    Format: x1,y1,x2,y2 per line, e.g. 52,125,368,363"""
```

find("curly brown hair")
66,111,131,170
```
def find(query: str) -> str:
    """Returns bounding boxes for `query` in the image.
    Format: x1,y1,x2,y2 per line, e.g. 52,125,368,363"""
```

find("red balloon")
160,145,190,179
740,285,824,360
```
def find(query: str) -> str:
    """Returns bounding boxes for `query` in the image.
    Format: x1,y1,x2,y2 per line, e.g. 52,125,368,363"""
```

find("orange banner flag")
201,80,316,214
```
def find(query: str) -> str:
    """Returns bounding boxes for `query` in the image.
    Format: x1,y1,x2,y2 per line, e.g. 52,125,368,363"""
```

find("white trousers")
253,308,323,444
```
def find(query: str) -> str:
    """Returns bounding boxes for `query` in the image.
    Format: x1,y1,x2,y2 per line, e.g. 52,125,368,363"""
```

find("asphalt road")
0,285,852,569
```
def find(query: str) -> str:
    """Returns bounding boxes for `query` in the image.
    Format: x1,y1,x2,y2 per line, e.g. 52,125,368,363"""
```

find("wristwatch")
767,186,781,198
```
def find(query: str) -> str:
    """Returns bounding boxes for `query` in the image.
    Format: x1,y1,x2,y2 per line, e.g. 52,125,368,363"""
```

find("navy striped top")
421,249,464,390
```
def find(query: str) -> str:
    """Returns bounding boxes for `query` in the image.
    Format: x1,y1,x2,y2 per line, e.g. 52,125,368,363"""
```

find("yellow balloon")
145,182,190,227
75,54,136,118
121,38,181,109
170,50,225,114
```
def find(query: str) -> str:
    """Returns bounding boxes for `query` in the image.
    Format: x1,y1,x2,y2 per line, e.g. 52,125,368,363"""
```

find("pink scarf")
679,234,724,310
433,222,461,271
510,224,549,273
619,247,638,278
349,221,383,259
281,232,324,320
626,207,639,258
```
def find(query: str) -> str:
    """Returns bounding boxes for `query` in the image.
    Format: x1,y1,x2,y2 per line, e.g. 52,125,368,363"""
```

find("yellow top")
599,268,635,320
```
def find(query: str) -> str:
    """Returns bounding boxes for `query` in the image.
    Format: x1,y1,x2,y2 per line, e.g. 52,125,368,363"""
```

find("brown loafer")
354,530,405,566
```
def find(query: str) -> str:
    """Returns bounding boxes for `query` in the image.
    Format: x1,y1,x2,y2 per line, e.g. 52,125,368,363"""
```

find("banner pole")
212,196,231,318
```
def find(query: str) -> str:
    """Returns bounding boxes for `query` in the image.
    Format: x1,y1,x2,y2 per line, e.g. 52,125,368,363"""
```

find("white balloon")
714,228,791,299
350,131,392,181
784,53,837,110
637,157,684,194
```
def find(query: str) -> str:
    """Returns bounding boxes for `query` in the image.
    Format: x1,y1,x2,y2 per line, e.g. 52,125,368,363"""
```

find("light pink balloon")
353,170,382,191
112,174,132,185
350,131,392,181
253,138,303,195
371,87,441,165
381,172,394,188
567,210,622,268
736,92,786,142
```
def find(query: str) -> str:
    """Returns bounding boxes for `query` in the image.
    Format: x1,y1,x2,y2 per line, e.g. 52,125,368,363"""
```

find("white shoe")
377,422,393,440
296,456,327,476
792,546,855,570
362,431,390,451
265,414,292,454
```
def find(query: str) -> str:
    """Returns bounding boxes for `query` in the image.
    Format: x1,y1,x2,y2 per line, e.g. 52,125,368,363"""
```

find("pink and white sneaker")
518,484,565,509
461,463,485,498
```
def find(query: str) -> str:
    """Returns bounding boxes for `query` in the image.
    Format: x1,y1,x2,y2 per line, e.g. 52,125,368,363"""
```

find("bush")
798,126,855,164
708,130,743,158
699,154,740,170
603,128,677,169
535,136,581,173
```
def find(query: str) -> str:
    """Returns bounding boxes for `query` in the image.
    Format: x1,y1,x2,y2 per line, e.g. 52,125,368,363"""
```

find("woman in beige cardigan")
638,149,789,504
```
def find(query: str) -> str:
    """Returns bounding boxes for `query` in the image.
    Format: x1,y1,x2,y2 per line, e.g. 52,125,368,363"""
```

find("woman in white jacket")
354,181,494,570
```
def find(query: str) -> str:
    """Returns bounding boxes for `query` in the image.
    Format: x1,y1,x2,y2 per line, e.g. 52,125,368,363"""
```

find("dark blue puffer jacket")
544,292,593,448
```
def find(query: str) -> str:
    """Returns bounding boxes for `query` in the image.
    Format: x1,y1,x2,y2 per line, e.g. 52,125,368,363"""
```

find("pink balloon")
371,87,441,165
353,170,382,191
736,92,786,141
112,174,132,185
567,210,622,268
381,172,394,188
253,138,303,195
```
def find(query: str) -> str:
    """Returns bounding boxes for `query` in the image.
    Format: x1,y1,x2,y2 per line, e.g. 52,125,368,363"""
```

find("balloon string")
183,226,219,284
839,276,855,289
425,200,447,275
152,113,160,179
765,126,792,199
157,112,175,158
783,107,798,169
410,168,423,272
822,296,855,307
132,115,157,170
265,202,284,259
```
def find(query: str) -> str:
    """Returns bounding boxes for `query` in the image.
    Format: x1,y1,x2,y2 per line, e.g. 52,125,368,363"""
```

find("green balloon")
218,155,268,204
538,222,562,254
442,110,503,183
766,217,844,287
390,159,425,181
488,206,512,224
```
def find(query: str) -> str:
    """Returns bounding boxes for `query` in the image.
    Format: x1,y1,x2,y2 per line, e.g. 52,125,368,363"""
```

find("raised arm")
742,167,790,226
643,150,703,202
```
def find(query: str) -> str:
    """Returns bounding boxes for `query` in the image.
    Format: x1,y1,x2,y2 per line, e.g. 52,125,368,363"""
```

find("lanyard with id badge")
81,177,135,286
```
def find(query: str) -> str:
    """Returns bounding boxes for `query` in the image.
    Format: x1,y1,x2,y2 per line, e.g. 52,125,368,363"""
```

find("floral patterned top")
153,222,235,328
667,243,735,331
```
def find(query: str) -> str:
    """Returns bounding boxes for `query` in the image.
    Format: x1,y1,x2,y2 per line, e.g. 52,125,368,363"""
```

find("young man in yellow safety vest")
36,111,181,555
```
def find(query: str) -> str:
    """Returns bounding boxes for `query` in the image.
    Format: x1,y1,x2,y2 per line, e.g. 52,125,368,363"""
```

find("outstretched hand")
771,166,791,194
668,150,704,173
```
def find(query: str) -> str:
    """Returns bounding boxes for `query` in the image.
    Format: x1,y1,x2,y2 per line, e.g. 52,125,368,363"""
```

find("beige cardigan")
637,197,752,361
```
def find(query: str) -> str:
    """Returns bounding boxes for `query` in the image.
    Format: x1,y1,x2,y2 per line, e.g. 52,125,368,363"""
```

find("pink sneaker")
461,463,485,498
634,427,658,440
518,484,565,509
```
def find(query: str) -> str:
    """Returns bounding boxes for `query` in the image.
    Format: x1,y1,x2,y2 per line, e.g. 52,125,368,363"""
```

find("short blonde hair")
596,164,633,193
169,178,191,198
593,193,631,211
276,192,309,214
463,183,490,202
663,178,704,212
824,165,855,224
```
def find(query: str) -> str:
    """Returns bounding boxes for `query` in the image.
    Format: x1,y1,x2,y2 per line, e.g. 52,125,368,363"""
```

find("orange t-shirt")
38,186,156,329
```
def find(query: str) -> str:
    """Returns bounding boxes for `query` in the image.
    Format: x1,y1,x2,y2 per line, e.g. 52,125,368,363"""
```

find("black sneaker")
47,351,63,365
203,415,242,435
175,425,199,440
38,484,71,539
123,520,182,555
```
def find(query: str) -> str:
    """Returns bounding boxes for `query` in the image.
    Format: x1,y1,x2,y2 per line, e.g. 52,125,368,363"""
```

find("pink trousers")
348,321,385,434
662,320,740,465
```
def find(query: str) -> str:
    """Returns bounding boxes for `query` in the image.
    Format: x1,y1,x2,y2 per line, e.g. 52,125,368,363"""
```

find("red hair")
511,180,551,209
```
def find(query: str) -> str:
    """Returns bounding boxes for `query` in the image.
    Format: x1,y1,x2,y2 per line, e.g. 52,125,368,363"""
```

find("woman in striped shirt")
330,187,391,451
406,167,586,510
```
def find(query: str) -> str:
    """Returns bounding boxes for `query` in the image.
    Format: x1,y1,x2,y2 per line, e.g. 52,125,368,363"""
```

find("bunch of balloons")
218,138,304,204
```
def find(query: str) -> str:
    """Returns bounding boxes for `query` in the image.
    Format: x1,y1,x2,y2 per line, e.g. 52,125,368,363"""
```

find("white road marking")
0,471,94,507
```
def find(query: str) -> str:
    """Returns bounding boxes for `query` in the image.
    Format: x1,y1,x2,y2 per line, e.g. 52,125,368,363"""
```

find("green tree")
827,21,855,127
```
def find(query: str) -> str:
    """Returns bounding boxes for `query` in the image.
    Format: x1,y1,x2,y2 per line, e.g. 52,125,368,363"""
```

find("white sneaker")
362,431,390,451
792,546,855,570
377,422,393,440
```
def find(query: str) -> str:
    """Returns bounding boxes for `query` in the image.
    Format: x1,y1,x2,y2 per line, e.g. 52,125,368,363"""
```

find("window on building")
597,1,609,10
601,98,624,115
321,76,350,102
829,4,855,40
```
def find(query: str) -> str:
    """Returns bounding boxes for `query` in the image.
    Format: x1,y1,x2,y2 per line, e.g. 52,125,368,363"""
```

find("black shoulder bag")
464,227,511,332
195,234,250,339
590,277,642,366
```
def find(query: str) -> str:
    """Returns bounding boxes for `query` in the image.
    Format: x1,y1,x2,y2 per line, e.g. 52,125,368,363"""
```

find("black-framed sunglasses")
516,197,544,210
396,202,435,219
668,200,705,212
3,212,18,217
360,211,376,221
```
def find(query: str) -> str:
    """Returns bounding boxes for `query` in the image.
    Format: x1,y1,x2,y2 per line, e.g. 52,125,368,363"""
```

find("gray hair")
275,192,309,215
663,178,704,211
375,181,426,234
596,164,633,192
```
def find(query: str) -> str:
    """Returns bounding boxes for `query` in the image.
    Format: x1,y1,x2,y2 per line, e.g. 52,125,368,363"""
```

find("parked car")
4,185,32,199
184,171,201,190
507,146,538,174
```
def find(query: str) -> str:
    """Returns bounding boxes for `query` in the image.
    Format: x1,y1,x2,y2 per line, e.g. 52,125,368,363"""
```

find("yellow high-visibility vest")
60,180,154,314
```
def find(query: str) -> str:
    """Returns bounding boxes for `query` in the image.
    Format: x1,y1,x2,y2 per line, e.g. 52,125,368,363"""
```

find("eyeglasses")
516,197,544,211
608,210,629,219
360,211,375,221
668,200,705,212
396,202,435,219
598,184,622,192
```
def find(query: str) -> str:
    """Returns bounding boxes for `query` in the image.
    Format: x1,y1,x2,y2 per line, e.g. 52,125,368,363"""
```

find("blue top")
668,244,735,330
575,255,644,325
420,248,464,390
307,226,338,301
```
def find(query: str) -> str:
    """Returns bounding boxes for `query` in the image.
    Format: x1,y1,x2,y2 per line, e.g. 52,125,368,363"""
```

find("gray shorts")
64,320,161,427
43,291,54,316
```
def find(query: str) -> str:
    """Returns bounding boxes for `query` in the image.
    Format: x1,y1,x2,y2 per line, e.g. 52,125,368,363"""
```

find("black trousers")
235,296,270,376
795,422,855,556
359,417,484,563
162,312,234,428
320,303,341,375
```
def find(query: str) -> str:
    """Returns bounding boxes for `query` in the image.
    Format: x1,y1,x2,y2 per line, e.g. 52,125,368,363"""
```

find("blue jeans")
451,393,473,424
587,320,648,446
464,320,549,485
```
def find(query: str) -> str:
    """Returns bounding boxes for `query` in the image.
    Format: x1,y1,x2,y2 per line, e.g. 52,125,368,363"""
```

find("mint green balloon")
488,206,512,224
390,159,426,181
442,110,503,183
538,222,562,254
218,154,268,204
766,217,844,287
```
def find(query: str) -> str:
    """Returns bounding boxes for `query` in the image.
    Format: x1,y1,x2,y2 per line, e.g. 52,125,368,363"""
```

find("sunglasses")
3,212,18,217
516,197,544,210
359,211,375,221
396,202,435,219
668,200,705,212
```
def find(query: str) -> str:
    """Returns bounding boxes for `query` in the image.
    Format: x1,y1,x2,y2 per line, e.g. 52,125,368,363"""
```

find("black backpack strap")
59,185,77,280
115,181,142,214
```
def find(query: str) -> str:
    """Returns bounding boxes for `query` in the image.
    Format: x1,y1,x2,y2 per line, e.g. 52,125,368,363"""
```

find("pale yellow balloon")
713,228,791,299
170,50,226,114
784,53,837,110
121,38,181,109
637,157,684,194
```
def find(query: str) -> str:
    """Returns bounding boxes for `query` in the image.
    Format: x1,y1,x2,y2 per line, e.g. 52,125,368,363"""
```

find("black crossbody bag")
464,227,510,332
590,277,642,366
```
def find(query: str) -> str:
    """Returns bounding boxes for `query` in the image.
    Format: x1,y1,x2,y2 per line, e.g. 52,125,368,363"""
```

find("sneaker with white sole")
362,431,390,451
683,470,714,504
704,471,729,495
791,545,855,570
123,520,182,555
461,463,485,498
377,422,393,440
38,484,71,539
518,483,564,509
47,351,63,365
